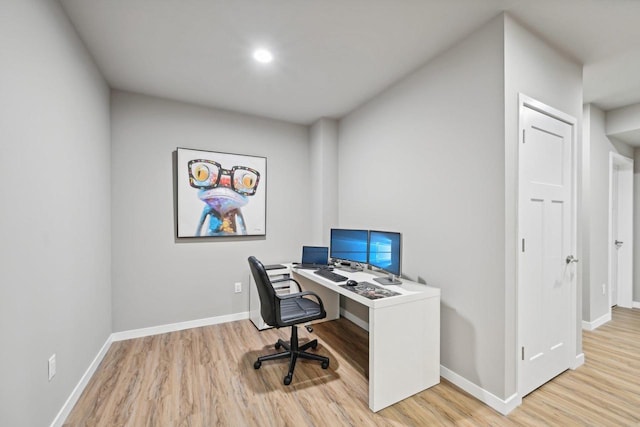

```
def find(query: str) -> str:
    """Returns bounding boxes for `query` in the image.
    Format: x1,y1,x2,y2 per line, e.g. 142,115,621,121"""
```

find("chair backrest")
248,256,278,327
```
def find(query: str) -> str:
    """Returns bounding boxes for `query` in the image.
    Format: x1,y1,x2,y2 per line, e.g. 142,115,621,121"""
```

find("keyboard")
314,268,348,282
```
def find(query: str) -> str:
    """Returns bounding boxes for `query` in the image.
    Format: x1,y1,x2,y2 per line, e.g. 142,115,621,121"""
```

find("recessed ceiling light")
253,48,273,64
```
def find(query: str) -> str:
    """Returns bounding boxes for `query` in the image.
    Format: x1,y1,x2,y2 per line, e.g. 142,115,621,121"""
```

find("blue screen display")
330,229,368,263
368,231,401,276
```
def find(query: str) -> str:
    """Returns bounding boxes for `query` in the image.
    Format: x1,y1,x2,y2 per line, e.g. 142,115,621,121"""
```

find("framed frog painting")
177,147,266,237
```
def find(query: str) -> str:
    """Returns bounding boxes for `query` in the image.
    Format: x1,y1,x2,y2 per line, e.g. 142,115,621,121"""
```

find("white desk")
291,267,440,412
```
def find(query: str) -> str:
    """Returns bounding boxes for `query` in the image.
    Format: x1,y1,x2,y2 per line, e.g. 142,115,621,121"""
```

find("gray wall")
583,104,634,322
338,13,583,401
0,1,111,426
339,16,507,398
309,118,339,245
110,91,310,331
503,14,584,394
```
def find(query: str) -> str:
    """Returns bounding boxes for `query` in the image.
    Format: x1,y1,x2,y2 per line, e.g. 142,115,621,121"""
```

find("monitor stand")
336,262,364,272
373,274,402,286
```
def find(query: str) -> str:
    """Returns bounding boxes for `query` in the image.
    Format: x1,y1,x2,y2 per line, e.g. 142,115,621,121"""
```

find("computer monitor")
368,230,402,285
329,228,368,266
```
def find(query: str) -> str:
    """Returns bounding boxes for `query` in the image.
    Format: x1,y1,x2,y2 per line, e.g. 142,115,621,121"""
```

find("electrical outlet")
48,354,56,381
234,282,242,293
602,283,606,296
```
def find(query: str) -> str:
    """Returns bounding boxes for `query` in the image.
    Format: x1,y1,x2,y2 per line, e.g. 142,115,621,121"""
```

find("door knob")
615,240,624,247
566,255,579,264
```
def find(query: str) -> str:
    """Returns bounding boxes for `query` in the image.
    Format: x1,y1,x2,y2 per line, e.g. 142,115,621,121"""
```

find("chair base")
254,325,329,385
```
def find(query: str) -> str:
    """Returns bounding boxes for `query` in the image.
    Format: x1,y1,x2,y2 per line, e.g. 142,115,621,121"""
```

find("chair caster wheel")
254,361,261,369
311,341,318,349
305,325,314,333
284,375,292,385
275,342,282,350
321,360,329,369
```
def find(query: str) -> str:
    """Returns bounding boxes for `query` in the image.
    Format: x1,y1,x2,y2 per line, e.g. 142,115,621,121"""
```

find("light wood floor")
64,307,640,426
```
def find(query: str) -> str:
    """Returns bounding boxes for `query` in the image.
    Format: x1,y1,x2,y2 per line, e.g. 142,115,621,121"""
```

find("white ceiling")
59,0,640,125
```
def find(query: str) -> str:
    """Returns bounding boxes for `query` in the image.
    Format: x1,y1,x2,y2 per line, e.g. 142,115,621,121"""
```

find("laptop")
294,246,329,269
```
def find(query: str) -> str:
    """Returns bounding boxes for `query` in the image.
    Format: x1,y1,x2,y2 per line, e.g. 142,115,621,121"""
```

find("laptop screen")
301,246,329,265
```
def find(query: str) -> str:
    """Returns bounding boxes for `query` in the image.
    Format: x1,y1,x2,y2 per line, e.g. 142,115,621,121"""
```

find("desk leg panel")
369,297,440,411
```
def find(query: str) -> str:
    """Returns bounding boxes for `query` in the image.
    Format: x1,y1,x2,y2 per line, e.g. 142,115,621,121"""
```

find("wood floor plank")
64,307,640,426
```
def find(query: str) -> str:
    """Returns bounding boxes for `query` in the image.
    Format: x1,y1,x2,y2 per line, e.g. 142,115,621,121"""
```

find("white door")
609,154,634,308
519,102,575,397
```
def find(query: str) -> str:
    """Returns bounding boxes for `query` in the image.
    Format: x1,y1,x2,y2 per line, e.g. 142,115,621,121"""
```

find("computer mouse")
346,280,358,286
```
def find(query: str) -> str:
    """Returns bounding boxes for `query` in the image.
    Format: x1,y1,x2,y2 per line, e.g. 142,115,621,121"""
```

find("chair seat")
279,298,322,323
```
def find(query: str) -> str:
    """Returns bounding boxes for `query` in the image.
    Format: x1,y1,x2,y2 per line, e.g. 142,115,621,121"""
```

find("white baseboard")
50,335,113,427
633,301,640,309
111,311,250,341
440,366,520,415
339,307,369,331
572,352,585,370
439,350,586,416
582,311,611,331
51,311,250,426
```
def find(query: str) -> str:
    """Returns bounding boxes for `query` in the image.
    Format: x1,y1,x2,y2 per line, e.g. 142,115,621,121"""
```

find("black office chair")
248,256,330,385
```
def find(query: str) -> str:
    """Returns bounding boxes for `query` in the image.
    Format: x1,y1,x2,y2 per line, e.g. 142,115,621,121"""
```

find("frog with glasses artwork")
187,158,261,236
176,146,266,237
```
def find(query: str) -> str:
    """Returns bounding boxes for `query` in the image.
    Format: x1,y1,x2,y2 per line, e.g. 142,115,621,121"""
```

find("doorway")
608,153,634,309
517,95,577,397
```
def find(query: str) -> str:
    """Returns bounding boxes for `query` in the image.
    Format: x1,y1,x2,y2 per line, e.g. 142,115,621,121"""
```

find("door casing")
608,152,634,309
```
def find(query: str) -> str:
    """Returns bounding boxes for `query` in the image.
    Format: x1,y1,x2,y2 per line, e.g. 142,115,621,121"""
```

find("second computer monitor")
330,228,368,264
368,230,402,285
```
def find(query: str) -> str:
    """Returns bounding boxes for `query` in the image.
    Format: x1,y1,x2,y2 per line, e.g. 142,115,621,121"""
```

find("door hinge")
522,346,525,361
522,238,525,252
522,129,526,143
